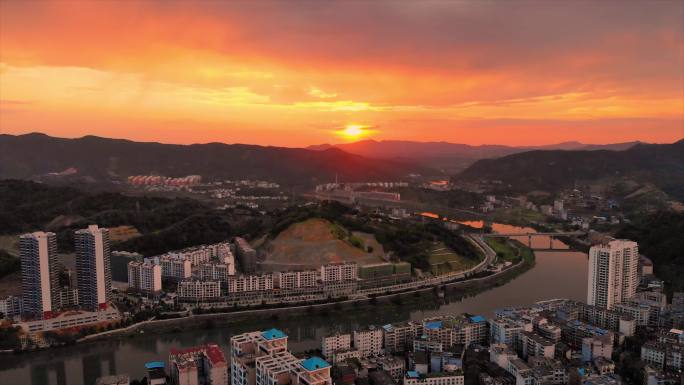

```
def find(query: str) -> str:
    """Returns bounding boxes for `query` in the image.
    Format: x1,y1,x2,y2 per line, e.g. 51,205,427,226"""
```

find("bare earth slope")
259,218,385,271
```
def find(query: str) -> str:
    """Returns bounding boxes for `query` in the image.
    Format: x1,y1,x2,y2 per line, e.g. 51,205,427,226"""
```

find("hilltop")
455,140,684,201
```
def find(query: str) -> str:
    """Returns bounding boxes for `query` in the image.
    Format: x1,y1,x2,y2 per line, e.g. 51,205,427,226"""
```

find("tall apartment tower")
587,239,639,310
75,225,112,311
20,231,60,319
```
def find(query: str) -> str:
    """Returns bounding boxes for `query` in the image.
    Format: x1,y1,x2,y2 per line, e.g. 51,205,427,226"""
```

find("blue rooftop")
470,315,486,323
301,357,331,371
145,361,165,369
407,371,420,378
425,321,443,330
262,328,287,340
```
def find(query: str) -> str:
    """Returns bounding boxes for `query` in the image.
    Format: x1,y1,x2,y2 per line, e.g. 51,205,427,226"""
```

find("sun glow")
338,124,370,140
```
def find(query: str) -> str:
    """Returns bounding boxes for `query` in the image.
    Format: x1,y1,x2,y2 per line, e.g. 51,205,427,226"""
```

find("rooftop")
262,328,287,340
145,361,165,369
301,356,331,371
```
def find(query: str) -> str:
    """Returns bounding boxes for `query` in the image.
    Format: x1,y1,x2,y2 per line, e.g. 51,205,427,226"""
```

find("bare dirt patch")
259,218,385,271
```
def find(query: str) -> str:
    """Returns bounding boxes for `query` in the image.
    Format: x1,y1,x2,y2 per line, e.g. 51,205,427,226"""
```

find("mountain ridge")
455,140,684,200
0,133,433,185
306,139,643,172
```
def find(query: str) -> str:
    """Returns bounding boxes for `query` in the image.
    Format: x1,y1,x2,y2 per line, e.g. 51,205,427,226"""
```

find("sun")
338,124,370,140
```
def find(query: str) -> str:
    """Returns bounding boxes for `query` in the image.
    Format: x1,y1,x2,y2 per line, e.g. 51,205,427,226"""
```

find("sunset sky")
1,1,683,147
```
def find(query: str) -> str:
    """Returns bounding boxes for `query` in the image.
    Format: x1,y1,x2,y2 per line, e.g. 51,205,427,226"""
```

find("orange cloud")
0,1,682,146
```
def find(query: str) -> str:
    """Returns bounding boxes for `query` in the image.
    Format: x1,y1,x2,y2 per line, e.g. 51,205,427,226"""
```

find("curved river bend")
0,223,588,385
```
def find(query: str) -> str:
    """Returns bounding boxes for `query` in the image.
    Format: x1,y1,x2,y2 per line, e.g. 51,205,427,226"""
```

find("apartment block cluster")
231,328,332,385
636,292,684,385
316,298,645,385
121,233,413,308
169,343,228,385
322,315,487,385
177,259,360,305
127,240,235,294
0,225,121,335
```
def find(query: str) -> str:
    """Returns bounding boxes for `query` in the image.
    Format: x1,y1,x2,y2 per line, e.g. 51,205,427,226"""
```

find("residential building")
560,319,615,349
158,256,192,280
521,331,555,359
321,333,351,359
178,280,221,300
165,242,228,266
581,335,613,362
128,261,162,293
422,315,488,349
353,326,384,358
587,240,639,309
59,287,79,308
227,274,274,293
328,349,360,364
377,356,406,381
20,231,60,319
489,317,530,352
235,237,257,273
197,262,235,283
320,263,357,282
0,295,23,319
75,225,112,311
169,343,228,385
641,342,684,371
490,344,518,370
255,353,333,385
615,290,667,327
276,270,320,290
572,301,636,336
383,321,423,353
295,357,333,385
145,361,168,385
403,371,464,385
16,306,120,333
256,350,301,385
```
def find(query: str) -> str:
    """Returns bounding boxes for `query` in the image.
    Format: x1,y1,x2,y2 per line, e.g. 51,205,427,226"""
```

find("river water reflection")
0,223,588,385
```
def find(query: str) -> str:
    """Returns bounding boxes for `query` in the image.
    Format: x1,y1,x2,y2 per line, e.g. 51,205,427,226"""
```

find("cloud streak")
0,1,682,146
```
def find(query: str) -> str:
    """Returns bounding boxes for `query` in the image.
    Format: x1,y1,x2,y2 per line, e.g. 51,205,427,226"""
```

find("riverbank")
2,245,592,385
75,249,532,343
2,224,554,355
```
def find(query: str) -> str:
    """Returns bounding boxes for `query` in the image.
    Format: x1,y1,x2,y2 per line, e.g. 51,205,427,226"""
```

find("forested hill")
0,179,253,256
456,140,684,200
0,133,432,185
616,210,684,296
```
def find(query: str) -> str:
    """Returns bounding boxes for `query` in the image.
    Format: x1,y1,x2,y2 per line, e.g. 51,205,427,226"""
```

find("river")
0,223,588,385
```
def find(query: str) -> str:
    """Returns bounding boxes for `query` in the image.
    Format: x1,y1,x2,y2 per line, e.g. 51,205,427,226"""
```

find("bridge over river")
481,231,586,249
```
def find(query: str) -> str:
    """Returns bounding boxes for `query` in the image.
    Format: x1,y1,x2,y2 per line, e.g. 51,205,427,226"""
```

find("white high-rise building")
75,225,112,311
20,231,60,319
587,239,639,310
128,261,162,293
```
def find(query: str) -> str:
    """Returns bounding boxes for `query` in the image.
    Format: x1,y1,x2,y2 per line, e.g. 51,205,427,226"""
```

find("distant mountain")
456,140,684,200
0,133,432,185
307,140,642,172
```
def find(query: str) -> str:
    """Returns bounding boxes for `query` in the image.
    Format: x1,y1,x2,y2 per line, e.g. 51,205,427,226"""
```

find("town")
2,216,683,385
